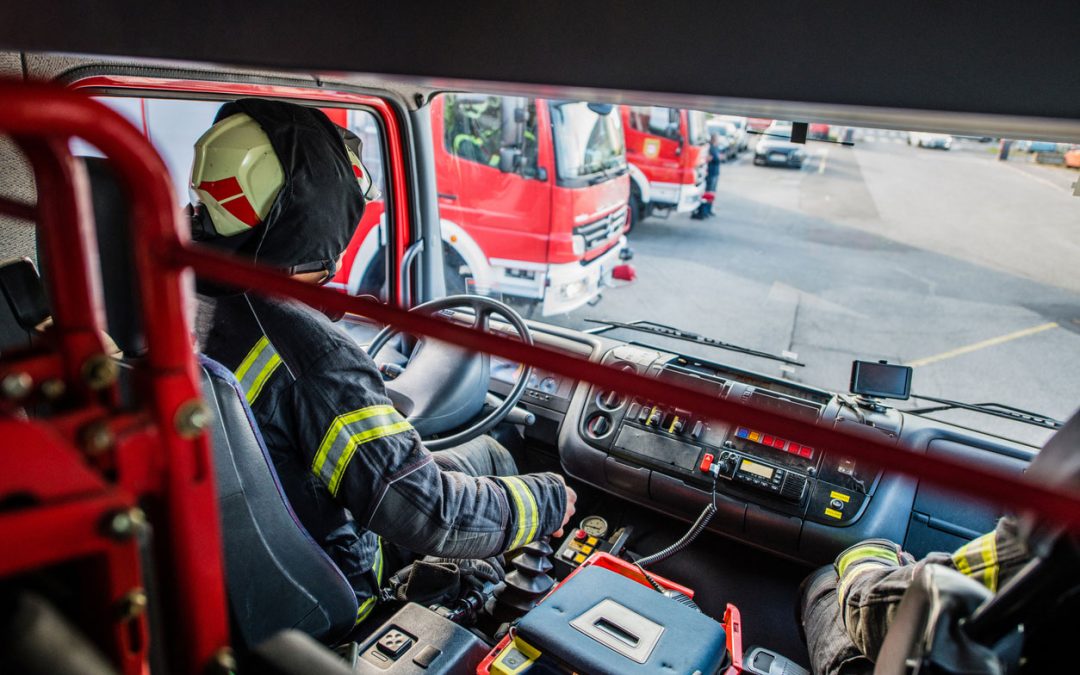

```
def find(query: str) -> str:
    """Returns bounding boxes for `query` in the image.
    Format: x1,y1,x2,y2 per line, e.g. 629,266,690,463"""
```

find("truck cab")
431,95,631,316
621,105,710,227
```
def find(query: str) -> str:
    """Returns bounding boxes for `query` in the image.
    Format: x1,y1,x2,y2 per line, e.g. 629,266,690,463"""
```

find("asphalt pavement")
549,133,1080,447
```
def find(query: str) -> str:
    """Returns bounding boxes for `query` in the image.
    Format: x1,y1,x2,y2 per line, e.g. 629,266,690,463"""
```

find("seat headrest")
37,158,145,356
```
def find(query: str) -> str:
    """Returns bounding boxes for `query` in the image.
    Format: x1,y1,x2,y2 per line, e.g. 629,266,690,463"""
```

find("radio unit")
704,450,808,502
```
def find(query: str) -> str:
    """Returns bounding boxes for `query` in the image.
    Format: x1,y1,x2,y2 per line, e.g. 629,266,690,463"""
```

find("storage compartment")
352,603,488,674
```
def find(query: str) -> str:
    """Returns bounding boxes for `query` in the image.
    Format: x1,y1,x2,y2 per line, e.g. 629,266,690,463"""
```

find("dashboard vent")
781,474,807,501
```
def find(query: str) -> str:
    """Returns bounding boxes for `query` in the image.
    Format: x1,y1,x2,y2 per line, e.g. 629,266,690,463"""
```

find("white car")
715,115,749,152
909,132,953,150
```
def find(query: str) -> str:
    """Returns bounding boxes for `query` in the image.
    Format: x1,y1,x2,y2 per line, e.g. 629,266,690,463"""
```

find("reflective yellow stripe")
311,405,399,476
245,352,281,404
355,596,376,624
952,532,999,591
375,537,384,585
504,476,539,548
836,544,899,579
234,336,269,384
837,562,879,608
327,420,413,496
503,478,530,550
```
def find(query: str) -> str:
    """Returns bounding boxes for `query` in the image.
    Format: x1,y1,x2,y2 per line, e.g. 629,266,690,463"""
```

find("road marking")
907,322,1059,368
1001,161,1072,195
818,148,830,174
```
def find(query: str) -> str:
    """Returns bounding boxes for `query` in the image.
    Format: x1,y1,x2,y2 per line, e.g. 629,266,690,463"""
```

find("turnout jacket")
197,293,567,622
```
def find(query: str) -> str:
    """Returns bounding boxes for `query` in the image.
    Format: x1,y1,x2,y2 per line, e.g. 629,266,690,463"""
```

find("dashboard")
488,322,1037,565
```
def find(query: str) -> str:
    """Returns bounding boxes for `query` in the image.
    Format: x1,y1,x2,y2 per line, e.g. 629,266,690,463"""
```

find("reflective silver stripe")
310,405,412,494
234,336,283,404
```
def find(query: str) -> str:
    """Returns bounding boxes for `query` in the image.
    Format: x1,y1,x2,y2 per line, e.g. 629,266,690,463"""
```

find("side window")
78,95,391,300
647,106,680,140
444,94,504,167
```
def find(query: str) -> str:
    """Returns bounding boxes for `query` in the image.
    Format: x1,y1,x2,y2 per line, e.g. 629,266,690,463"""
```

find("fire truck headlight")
572,235,587,257
561,279,588,299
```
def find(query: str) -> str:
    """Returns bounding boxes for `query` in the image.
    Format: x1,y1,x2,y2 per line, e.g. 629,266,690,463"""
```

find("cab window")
443,94,539,173
627,105,680,140
73,95,391,300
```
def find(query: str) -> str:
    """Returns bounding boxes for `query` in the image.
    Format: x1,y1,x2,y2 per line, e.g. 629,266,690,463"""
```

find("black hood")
193,98,365,284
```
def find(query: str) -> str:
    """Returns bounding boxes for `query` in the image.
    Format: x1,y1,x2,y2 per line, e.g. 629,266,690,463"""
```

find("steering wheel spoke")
366,295,534,450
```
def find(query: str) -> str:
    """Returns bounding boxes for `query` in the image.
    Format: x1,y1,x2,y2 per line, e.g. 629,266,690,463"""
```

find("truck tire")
442,242,472,295
628,185,644,233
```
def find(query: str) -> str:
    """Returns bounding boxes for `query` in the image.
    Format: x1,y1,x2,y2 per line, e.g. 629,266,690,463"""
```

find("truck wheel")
628,186,644,233
442,242,473,295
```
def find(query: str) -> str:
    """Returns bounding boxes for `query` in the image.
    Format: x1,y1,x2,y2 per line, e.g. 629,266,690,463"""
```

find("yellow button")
749,431,761,442
573,553,587,563
586,536,598,546
580,545,594,554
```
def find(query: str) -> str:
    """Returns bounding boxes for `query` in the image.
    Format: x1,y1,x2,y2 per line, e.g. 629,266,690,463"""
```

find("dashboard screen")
740,458,774,479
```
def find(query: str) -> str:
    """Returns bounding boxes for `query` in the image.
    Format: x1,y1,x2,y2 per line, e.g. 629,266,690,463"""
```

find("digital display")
850,360,912,399
740,459,774,479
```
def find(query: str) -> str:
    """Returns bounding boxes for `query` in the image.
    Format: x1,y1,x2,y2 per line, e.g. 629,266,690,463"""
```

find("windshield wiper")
584,319,805,367
905,394,1063,430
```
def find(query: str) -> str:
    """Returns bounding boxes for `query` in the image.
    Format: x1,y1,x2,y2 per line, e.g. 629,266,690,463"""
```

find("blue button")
735,428,749,438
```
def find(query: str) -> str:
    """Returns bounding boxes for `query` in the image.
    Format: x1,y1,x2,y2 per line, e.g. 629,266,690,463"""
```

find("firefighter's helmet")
191,112,376,238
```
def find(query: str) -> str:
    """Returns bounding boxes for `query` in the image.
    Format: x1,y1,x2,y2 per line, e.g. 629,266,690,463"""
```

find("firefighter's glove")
389,556,505,606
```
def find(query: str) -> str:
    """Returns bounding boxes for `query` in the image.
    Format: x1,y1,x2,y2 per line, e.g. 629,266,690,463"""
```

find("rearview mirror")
498,148,521,174
587,102,615,116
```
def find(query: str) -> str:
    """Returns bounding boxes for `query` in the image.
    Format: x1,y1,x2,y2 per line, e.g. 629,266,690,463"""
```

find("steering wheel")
366,295,534,450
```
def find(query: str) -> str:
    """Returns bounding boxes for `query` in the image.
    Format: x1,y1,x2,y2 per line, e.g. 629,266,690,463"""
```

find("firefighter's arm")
293,344,567,558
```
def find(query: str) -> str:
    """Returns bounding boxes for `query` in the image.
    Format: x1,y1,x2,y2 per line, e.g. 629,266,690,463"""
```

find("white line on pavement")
818,148,829,174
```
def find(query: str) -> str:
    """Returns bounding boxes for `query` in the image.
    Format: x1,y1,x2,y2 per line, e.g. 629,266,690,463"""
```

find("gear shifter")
494,538,556,623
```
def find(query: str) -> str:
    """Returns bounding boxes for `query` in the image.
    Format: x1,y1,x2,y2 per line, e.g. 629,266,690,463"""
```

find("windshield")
430,91,1079,446
551,101,626,180
708,123,734,138
687,110,709,146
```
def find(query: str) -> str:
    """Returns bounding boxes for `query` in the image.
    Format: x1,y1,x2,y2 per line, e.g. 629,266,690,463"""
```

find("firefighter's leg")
431,435,518,477
799,566,874,675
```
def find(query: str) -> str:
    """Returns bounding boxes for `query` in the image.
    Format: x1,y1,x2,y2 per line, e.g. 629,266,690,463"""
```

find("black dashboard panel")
487,324,1038,566
550,341,1036,565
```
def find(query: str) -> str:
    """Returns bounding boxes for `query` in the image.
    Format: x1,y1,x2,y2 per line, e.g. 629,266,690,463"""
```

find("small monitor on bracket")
850,360,912,400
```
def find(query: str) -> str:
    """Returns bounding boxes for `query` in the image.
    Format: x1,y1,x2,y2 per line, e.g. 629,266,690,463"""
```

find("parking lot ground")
547,134,1080,446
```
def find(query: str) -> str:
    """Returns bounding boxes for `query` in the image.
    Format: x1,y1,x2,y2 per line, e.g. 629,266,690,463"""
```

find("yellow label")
643,138,661,159
490,637,541,675
824,508,843,519
829,491,851,503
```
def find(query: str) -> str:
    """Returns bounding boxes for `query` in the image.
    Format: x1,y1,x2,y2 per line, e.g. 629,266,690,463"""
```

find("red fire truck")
620,105,710,227
336,95,632,316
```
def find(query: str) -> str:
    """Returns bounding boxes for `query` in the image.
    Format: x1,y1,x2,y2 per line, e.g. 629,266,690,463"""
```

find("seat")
69,157,360,646
0,258,48,354
200,355,359,646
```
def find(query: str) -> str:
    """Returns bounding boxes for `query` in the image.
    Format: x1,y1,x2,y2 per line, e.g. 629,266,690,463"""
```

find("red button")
799,446,813,458
699,453,714,473
787,443,800,454
574,529,587,541
773,437,786,449
763,435,774,446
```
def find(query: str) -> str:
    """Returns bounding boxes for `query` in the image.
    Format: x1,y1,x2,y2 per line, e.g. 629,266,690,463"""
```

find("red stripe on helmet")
197,176,244,203
221,194,261,227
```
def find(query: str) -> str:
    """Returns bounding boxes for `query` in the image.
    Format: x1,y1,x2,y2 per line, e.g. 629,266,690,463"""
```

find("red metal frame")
2,80,1079,672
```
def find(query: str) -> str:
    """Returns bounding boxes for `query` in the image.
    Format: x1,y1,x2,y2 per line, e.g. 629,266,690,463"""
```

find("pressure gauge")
580,515,609,539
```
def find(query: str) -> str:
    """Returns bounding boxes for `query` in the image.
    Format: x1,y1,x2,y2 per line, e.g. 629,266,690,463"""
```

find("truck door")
435,95,551,296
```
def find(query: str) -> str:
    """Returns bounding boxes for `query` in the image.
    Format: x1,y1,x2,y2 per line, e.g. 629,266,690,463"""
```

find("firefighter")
799,412,1080,674
189,99,575,624
448,94,502,166
691,132,723,220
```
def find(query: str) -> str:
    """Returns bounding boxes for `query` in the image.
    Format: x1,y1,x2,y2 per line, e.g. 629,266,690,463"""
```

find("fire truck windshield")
551,101,627,180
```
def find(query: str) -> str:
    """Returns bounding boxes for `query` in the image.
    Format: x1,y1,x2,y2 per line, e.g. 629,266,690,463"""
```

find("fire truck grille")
574,206,627,253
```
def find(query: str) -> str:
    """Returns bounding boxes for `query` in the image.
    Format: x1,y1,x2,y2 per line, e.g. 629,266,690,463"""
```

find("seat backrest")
199,355,359,647
0,258,48,354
